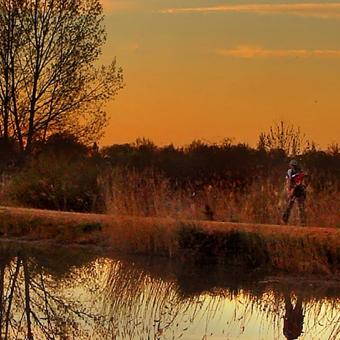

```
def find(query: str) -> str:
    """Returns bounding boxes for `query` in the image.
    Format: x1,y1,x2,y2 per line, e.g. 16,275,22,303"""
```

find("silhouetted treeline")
101,138,340,192
0,134,339,212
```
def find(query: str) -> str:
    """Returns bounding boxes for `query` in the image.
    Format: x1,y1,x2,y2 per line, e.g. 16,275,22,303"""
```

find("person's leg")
297,195,306,226
282,197,295,224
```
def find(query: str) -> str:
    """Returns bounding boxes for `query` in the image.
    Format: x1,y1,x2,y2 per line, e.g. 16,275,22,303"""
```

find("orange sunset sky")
99,1,340,148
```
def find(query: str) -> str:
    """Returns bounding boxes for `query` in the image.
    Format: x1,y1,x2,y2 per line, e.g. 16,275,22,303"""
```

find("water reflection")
284,294,304,340
0,241,338,339
0,245,106,339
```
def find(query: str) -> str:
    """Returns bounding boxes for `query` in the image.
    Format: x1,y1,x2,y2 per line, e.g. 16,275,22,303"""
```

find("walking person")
282,159,307,225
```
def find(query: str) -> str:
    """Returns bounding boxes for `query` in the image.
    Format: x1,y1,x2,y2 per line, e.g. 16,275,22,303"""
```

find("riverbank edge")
0,206,339,276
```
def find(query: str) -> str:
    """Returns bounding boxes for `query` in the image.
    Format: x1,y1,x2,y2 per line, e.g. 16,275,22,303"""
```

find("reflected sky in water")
0,242,339,339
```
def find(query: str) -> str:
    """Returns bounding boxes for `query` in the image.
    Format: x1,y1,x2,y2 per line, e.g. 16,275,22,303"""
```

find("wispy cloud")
216,46,340,58
161,3,340,19
101,0,137,13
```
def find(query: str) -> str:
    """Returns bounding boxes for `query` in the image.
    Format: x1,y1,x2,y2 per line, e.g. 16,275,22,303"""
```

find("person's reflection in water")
283,294,304,340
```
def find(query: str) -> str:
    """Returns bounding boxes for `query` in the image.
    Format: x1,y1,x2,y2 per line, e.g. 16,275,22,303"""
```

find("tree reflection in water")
0,246,112,339
0,243,339,339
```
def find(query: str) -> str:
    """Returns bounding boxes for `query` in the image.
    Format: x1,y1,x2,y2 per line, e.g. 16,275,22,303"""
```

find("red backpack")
292,171,305,186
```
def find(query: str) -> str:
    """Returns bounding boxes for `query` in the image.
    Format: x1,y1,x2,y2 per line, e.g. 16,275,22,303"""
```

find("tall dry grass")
106,168,340,228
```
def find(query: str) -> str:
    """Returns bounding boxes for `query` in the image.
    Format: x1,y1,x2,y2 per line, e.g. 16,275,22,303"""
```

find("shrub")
8,134,105,212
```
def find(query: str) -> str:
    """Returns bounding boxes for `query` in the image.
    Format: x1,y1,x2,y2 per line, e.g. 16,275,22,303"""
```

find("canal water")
0,241,338,339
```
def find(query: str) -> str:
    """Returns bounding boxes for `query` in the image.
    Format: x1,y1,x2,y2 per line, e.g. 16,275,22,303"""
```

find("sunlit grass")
106,168,340,228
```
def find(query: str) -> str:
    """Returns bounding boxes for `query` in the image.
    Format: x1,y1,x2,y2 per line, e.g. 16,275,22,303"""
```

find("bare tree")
257,120,309,156
0,0,124,152
0,0,20,142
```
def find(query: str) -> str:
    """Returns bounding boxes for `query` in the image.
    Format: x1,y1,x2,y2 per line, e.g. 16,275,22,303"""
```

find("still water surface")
0,241,339,339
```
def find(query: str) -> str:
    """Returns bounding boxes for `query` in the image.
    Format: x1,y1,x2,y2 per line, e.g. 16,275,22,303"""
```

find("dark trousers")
282,193,306,226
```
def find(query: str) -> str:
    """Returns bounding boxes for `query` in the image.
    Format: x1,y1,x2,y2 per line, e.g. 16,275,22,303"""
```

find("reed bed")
106,169,340,228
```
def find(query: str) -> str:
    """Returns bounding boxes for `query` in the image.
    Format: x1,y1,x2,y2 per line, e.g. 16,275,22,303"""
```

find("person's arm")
286,179,293,197
286,170,294,197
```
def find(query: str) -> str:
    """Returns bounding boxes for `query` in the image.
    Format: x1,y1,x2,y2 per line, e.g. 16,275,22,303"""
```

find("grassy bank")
0,206,339,276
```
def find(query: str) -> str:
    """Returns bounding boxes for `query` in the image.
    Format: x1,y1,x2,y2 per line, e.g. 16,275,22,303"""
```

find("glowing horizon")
100,1,340,148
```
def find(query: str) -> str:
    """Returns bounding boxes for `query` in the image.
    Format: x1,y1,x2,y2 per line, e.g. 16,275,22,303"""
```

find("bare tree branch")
0,0,124,152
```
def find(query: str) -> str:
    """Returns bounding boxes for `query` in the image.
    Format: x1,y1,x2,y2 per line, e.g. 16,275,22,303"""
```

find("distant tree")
39,132,89,158
257,121,309,156
134,137,157,152
0,0,124,153
327,142,340,156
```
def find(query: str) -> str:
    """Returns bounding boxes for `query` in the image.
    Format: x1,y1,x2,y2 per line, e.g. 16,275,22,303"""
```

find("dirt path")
0,205,339,237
